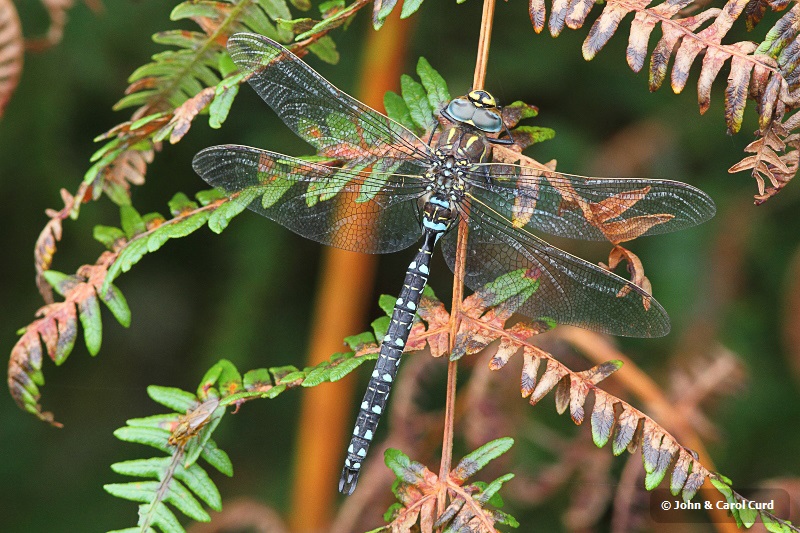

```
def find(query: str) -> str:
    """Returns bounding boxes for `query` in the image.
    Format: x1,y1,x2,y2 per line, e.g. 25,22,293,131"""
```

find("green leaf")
511,125,556,144
100,283,132,328
371,316,390,340
243,368,274,390
78,293,103,356
207,196,248,234
416,57,450,113
113,426,171,453
147,501,185,532
302,362,331,388
451,437,514,482
400,0,425,18
378,294,396,316
148,385,198,413
296,0,361,40
179,463,222,510
373,0,399,29
168,192,198,216
94,225,126,249
739,504,758,528
344,331,375,351
164,479,209,522
201,439,233,476
104,481,159,503
710,476,733,498
105,209,212,288
199,359,242,397
477,473,514,504
111,457,171,479
384,448,426,483
505,100,539,119
383,91,418,133
308,36,339,64
329,353,374,381
400,74,435,132
478,268,540,309
120,205,146,239
42,270,77,297
126,414,179,429
209,74,242,129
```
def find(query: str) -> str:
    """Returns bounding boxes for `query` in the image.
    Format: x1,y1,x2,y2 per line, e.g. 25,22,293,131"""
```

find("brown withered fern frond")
356,281,799,531
530,0,800,202
8,252,130,426
26,0,103,52
0,0,22,118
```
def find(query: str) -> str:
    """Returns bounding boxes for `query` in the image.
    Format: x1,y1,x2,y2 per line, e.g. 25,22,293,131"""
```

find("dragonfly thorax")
423,149,469,200
420,192,458,236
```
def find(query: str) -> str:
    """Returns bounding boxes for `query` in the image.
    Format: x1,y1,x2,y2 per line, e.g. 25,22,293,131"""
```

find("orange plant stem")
288,12,412,533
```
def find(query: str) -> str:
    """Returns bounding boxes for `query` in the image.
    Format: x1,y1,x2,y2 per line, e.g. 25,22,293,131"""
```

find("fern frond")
34,187,85,303
106,385,231,532
7,252,131,425
0,0,23,118
382,440,519,533
26,0,101,52
84,0,362,209
12,188,389,424
346,272,797,530
532,0,780,134
106,354,397,532
526,0,800,200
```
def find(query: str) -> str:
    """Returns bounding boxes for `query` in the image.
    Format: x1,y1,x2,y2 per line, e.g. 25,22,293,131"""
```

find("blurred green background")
1,0,798,531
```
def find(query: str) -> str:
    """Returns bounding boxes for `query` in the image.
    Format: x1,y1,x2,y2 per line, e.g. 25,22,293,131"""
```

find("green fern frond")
104,353,394,532
105,385,230,532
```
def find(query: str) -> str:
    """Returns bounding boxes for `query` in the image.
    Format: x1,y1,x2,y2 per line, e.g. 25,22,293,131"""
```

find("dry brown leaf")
0,0,23,117
34,188,82,303
600,245,653,309
160,86,217,144
26,0,74,52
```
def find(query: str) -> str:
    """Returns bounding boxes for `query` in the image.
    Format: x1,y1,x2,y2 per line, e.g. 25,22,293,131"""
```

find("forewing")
193,145,427,253
227,33,431,165
441,195,671,337
465,163,716,243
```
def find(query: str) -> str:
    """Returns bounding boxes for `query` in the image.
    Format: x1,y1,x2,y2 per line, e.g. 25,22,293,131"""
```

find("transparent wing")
464,163,716,242
441,194,671,337
227,32,432,166
193,145,429,254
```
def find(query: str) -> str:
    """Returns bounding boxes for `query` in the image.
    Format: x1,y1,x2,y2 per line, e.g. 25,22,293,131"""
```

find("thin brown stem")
472,0,497,90
437,0,497,518
437,219,469,516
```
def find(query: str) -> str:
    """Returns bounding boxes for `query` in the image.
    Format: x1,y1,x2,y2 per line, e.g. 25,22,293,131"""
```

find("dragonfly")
192,33,716,496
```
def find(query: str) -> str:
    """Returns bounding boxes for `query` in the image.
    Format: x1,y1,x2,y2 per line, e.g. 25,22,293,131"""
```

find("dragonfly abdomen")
338,230,438,495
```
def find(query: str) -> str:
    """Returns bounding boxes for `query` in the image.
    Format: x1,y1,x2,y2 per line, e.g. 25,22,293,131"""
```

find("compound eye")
472,109,503,133
446,98,475,123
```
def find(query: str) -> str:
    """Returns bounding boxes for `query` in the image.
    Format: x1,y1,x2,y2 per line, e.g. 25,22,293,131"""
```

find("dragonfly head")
441,90,514,145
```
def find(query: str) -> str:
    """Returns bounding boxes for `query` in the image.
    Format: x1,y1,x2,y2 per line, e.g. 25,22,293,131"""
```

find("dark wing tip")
339,467,360,495
226,32,288,73
191,145,236,179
